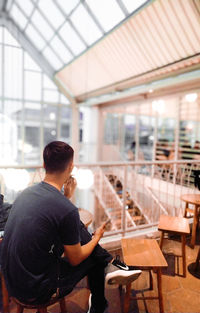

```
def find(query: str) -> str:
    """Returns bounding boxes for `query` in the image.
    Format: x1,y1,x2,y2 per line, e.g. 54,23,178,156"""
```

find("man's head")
43,141,74,175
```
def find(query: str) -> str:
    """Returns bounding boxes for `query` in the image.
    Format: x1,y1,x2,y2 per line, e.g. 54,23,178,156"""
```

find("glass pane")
139,115,155,160
24,102,41,164
38,0,65,29
43,74,57,89
86,0,125,32
10,4,28,30
31,11,54,41
50,36,72,63
24,71,42,101
4,46,23,98
15,0,34,16
25,24,46,51
0,47,2,97
56,0,79,16
70,3,102,45
3,100,23,164
42,47,63,70
43,105,58,146
60,106,71,142
44,90,59,103
124,115,136,161
61,94,70,104
3,28,20,46
122,0,148,13
59,22,86,55
24,52,41,71
0,27,2,42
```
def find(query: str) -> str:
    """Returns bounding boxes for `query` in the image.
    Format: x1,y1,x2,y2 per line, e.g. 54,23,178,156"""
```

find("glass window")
38,0,65,29
124,115,136,161
60,106,71,142
42,46,63,70
0,27,2,42
104,113,119,145
3,28,20,46
43,105,58,146
10,4,28,30
3,100,23,164
15,0,34,16
4,46,23,99
24,52,41,71
44,90,59,103
61,94,70,104
0,48,2,97
139,115,155,160
86,0,125,32
31,11,54,41
70,3,102,45
122,0,148,13
24,102,41,164
25,24,46,51
43,74,57,89
50,36,73,63
59,21,86,55
24,71,42,101
56,0,79,16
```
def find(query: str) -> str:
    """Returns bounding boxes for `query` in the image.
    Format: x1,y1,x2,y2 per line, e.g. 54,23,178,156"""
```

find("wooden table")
181,194,200,248
121,238,167,313
158,215,190,277
78,208,93,228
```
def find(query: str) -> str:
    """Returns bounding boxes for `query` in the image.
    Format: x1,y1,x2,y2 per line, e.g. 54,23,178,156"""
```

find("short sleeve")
59,209,81,245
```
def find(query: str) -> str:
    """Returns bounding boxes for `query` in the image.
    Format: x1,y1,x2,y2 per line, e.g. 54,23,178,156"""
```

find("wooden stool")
158,215,190,277
121,238,167,313
12,295,67,313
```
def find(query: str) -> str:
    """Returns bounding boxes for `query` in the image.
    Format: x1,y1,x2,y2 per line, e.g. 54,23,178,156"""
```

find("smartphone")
104,218,111,226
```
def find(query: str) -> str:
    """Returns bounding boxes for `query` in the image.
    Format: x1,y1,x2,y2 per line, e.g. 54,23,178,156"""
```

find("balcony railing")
0,160,200,240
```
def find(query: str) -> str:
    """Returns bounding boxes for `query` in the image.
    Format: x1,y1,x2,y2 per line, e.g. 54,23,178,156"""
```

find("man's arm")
63,223,106,266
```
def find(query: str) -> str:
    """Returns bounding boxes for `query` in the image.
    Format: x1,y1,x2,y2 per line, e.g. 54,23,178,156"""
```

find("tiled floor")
3,233,200,313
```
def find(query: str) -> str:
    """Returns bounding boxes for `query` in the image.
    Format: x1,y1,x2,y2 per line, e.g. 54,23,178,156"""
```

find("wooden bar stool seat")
12,295,67,313
158,215,190,277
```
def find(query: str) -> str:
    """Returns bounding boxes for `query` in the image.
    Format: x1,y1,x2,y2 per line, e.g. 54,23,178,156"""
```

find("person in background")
1,141,141,313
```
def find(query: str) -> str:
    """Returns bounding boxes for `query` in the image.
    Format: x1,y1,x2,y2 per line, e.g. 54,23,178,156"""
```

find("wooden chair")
12,295,67,313
158,215,190,277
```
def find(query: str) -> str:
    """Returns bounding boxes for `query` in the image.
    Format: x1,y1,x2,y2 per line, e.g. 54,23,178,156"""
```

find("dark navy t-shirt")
1,182,81,302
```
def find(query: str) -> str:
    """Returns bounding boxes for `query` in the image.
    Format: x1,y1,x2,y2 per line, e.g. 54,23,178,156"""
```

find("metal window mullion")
14,1,37,33
82,1,105,34
40,20,75,57
53,0,89,48
5,0,15,12
115,0,129,16
21,49,25,165
40,73,44,163
1,27,5,162
30,0,75,56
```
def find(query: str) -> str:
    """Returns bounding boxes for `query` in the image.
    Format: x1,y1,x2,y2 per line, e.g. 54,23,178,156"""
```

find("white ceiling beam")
0,12,55,79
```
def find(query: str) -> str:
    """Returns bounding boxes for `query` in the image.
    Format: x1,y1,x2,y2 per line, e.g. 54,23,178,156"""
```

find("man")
1,141,141,313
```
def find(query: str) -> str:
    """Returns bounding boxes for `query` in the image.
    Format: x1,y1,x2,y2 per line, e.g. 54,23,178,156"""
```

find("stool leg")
1,275,9,313
184,202,188,217
159,231,164,250
191,205,198,248
157,268,164,313
59,298,67,313
181,234,186,277
124,283,131,313
16,304,24,313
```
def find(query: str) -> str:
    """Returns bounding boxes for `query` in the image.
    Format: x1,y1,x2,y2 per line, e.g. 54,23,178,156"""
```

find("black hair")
43,141,74,173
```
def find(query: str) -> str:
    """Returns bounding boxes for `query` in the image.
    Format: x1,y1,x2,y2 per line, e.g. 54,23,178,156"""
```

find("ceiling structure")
0,0,200,105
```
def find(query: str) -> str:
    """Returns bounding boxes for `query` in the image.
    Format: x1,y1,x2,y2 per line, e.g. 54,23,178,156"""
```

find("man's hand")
64,176,77,199
92,222,107,241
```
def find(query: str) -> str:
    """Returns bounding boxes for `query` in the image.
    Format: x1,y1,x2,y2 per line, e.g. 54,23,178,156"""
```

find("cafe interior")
0,0,200,312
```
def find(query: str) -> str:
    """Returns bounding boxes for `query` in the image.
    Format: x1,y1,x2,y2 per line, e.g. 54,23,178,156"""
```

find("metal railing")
0,160,200,240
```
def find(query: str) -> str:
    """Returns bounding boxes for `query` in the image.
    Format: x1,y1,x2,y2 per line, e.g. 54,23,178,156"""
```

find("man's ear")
43,162,46,169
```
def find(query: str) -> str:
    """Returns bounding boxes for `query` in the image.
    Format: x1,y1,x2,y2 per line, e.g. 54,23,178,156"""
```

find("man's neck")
43,174,64,191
